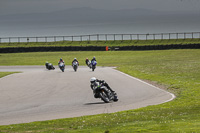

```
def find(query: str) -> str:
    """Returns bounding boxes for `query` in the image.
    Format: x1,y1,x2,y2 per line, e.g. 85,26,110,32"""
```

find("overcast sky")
0,0,200,15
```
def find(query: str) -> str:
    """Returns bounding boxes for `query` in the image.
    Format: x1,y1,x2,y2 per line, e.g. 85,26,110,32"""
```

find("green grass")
0,38,200,48
0,72,18,78
0,50,200,132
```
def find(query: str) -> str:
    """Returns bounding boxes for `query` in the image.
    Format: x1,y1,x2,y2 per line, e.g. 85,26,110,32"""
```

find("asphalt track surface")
0,66,175,125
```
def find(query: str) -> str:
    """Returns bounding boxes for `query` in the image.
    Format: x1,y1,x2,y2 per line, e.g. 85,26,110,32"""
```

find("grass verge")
0,72,18,78
0,49,200,132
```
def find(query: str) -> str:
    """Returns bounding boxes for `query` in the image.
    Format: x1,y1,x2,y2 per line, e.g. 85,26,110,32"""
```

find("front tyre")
74,65,77,72
92,66,95,71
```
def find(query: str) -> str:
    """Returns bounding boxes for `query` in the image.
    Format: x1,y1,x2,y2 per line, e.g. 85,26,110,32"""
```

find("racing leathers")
72,59,79,66
90,79,115,98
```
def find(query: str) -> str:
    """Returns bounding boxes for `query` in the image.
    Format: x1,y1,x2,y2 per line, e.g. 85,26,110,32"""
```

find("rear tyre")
99,91,110,103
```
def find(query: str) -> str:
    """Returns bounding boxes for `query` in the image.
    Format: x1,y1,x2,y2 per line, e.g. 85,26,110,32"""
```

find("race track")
0,66,175,125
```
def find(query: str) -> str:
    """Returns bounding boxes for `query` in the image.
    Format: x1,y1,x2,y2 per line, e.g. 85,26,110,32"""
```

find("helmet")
74,58,77,60
90,77,96,83
60,58,62,61
93,56,95,59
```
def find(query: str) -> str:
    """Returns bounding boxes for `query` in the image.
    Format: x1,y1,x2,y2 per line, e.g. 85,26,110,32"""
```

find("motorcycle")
59,62,65,72
86,60,92,69
93,82,118,103
91,60,97,71
45,62,55,70
72,61,78,72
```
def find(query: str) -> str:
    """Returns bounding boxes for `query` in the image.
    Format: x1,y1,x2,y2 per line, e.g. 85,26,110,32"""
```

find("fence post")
9,37,11,43
199,32,200,40
184,33,186,40
130,34,132,41
18,37,20,43
114,34,115,41
97,34,99,41
137,34,139,40
192,32,194,39
105,34,107,42
146,34,147,40
0,38,1,43
45,37,47,42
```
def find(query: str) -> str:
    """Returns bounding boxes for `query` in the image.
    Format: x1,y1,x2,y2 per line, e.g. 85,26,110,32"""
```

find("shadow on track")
84,102,105,105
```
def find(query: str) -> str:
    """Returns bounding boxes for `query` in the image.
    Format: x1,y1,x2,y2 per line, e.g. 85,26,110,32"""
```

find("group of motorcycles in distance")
45,57,97,72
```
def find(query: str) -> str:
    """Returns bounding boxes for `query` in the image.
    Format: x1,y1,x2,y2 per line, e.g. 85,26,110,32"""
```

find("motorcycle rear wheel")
99,91,110,103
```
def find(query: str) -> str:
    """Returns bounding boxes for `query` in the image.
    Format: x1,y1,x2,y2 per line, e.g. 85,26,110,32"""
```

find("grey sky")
0,0,200,15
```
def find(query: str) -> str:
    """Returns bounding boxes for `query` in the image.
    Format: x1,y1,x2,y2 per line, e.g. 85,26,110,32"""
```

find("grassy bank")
0,38,200,48
0,50,200,132
0,72,18,78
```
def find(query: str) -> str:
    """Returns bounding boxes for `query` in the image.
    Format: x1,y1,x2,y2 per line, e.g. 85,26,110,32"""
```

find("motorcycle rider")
91,56,96,62
45,61,55,70
58,58,65,64
90,77,115,98
72,58,79,66
85,58,91,68
45,61,49,69
85,58,89,65
58,58,65,68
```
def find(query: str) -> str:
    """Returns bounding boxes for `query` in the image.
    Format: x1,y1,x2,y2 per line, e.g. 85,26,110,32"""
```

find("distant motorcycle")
92,82,118,103
91,60,97,71
58,62,65,72
45,62,55,70
72,61,78,72
86,60,92,69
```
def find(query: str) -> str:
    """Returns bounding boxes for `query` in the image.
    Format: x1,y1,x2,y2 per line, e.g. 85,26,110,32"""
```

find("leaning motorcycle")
93,82,118,103
72,61,78,72
59,62,65,72
86,60,92,69
91,60,97,71
45,62,55,70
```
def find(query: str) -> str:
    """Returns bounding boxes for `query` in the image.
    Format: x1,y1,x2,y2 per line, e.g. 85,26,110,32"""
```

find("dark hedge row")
0,44,199,53
0,46,106,53
111,44,200,51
